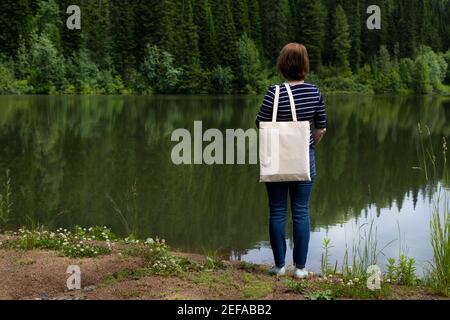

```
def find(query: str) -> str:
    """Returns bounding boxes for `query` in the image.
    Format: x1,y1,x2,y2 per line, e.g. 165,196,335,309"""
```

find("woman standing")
256,43,327,279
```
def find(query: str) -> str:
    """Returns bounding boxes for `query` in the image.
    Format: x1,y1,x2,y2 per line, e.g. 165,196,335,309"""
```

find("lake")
0,94,449,274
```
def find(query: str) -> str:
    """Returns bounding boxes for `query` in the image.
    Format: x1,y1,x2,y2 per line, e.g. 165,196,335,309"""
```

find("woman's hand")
313,128,327,145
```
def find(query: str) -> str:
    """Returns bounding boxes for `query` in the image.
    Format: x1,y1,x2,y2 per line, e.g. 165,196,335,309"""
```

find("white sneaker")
294,268,309,279
269,266,286,276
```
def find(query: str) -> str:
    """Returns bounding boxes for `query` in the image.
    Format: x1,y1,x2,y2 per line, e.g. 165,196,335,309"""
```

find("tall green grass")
340,221,394,281
107,180,140,238
417,127,449,296
0,169,12,227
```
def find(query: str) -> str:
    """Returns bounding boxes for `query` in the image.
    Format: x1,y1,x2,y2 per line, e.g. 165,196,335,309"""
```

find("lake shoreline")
0,230,447,300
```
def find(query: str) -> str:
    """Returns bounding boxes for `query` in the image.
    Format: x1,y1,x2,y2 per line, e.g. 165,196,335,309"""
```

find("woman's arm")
313,128,327,145
256,86,276,128
313,87,327,145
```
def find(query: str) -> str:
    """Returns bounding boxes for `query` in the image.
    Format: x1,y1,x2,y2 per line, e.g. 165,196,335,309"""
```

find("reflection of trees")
311,94,450,229
0,94,448,254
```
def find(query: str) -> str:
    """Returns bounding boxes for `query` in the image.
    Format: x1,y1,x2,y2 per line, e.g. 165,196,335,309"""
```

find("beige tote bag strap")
284,83,298,122
272,85,280,122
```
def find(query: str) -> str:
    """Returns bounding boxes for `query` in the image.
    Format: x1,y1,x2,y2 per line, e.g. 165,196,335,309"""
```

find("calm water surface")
0,94,449,274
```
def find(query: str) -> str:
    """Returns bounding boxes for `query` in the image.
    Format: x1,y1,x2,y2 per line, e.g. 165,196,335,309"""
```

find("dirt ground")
0,234,447,300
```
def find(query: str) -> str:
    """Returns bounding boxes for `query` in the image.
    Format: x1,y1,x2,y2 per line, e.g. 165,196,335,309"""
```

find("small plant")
321,238,333,276
204,250,225,271
72,225,116,241
305,289,334,300
397,254,417,286
107,180,140,239
384,255,417,286
386,258,397,282
0,169,13,227
416,131,449,296
6,226,113,258
239,261,258,272
285,279,308,294
341,221,394,281
426,189,449,296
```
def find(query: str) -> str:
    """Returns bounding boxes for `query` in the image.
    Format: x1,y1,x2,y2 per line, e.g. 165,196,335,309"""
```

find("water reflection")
0,94,448,271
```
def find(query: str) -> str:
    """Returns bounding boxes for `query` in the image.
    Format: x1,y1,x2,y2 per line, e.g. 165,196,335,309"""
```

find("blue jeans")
265,149,315,269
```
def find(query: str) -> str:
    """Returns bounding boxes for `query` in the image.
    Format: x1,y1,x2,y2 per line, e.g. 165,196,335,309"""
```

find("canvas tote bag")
259,83,311,182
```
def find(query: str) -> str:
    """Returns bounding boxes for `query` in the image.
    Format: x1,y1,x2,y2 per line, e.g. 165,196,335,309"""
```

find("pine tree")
110,0,136,84
82,0,112,67
212,0,238,68
247,0,262,49
332,5,351,72
260,0,290,61
0,0,32,57
231,0,250,36
297,0,327,71
58,0,82,55
193,0,217,68
398,0,417,58
134,0,166,61
361,0,388,61
342,0,362,71
178,0,199,66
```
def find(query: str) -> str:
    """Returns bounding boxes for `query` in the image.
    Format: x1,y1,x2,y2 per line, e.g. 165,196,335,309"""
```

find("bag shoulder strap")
272,85,280,122
284,83,298,122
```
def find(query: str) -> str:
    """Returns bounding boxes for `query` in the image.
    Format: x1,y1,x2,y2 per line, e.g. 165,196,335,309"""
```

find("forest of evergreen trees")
0,0,449,95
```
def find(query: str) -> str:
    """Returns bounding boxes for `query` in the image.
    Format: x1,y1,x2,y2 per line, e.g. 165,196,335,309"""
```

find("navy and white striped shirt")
256,82,327,148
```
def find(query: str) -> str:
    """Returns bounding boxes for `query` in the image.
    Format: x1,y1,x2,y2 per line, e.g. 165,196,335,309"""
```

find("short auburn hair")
276,43,309,81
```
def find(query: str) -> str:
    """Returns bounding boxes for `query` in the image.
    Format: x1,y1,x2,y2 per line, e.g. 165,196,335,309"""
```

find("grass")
285,279,309,294
416,129,450,297
107,181,141,239
241,273,274,299
1,226,113,258
304,290,334,300
0,169,12,228
426,188,450,296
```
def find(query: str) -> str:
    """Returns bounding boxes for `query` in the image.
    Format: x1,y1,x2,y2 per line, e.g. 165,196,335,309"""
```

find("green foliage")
6,226,113,258
296,0,326,71
66,50,101,94
238,261,258,272
0,0,449,94
285,279,308,294
211,65,234,94
416,47,448,91
138,45,181,94
427,185,450,296
0,169,13,227
385,255,418,286
260,0,290,61
332,5,351,74
321,238,333,276
204,250,225,271
0,60,31,94
235,34,265,93
305,289,334,300
443,49,450,83
0,0,31,57
27,32,67,93
414,58,433,94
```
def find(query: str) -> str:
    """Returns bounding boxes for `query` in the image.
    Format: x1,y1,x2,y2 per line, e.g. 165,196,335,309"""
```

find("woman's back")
256,82,327,147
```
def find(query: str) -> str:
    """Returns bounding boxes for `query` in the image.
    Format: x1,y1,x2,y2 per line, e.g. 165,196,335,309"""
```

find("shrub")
210,65,234,94
413,58,433,94
27,33,67,93
235,34,265,93
138,45,181,94
416,46,447,91
66,50,101,94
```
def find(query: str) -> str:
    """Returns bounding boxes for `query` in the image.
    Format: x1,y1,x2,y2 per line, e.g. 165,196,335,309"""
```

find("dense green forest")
0,0,449,95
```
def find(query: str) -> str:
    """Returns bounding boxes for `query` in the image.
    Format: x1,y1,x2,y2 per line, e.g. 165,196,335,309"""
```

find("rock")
83,285,96,292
